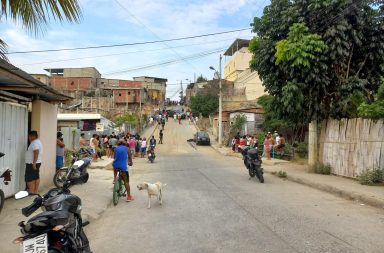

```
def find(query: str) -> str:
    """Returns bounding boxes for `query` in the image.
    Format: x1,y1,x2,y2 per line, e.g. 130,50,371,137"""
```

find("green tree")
358,80,384,119
250,0,384,123
230,114,247,134
0,0,82,59
196,74,207,83
114,112,140,128
189,94,219,117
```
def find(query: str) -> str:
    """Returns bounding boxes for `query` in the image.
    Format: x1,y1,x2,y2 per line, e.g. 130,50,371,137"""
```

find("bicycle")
112,170,126,206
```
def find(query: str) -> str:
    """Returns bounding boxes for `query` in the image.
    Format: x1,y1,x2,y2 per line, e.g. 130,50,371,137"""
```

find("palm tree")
0,0,82,60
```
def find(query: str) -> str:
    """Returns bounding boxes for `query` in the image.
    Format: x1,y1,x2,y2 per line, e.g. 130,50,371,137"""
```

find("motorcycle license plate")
21,233,48,253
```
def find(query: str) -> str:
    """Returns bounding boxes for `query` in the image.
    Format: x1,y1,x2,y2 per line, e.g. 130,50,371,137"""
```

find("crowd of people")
231,131,286,160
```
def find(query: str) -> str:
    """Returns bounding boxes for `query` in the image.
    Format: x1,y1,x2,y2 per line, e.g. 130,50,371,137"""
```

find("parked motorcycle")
53,149,91,188
13,180,91,253
240,147,264,183
0,152,12,213
148,146,156,163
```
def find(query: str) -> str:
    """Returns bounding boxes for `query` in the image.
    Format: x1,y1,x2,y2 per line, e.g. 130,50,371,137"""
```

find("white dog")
137,182,167,209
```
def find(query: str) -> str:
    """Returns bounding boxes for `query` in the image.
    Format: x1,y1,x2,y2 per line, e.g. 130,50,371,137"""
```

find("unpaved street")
86,120,384,253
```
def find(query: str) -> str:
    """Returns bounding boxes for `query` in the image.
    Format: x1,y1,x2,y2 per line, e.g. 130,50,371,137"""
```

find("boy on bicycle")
113,139,134,202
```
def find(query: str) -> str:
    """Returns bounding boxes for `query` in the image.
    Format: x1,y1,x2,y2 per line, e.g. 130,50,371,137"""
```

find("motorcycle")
148,145,156,163
53,149,91,188
13,179,91,253
240,146,264,183
0,152,12,213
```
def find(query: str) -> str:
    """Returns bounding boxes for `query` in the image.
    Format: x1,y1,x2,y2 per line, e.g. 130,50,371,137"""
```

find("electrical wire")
103,47,226,75
6,28,251,55
114,0,199,72
17,36,252,67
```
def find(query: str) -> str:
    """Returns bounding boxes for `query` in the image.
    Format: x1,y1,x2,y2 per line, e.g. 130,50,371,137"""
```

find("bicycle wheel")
113,177,121,206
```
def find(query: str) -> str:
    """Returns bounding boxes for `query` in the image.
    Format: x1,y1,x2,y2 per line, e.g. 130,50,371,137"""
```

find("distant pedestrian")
25,131,43,194
178,114,181,124
231,137,236,152
159,130,163,144
90,134,98,162
141,137,147,158
128,137,136,158
264,134,271,160
109,135,118,157
79,133,87,148
173,114,177,122
56,132,65,170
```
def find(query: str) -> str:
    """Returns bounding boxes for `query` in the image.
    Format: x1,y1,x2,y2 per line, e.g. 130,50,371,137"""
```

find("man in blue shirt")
113,139,134,202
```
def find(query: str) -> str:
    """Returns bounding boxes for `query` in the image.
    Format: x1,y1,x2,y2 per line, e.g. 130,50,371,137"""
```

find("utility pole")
139,89,142,131
179,80,183,105
218,54,223,147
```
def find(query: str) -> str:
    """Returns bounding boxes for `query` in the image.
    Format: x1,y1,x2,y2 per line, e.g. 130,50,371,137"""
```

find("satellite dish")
213,72,220,80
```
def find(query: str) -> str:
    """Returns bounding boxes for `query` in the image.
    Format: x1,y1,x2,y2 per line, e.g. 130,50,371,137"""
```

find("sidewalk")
210,142,384,209
0,169,114,252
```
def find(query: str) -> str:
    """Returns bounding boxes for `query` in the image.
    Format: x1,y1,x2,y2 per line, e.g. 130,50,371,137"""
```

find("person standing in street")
79,133,87,148
128,137,136,158
113,139,134,202
159,130,163,144
178,114,182,125
25,131,43,194
56,132,65,171
141,137,147,158
90,134,98,162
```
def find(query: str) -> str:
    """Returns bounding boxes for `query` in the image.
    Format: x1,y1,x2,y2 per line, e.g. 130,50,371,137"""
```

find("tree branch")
356,55,368,78
346,44,354,80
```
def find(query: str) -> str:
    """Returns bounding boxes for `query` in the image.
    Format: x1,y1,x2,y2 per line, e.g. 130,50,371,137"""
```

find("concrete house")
0,60,71,197
223,39,266,101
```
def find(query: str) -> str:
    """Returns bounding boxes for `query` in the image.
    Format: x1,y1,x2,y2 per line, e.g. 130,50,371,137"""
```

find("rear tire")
113,179,121,206
0,189,4,214
54,168,69,188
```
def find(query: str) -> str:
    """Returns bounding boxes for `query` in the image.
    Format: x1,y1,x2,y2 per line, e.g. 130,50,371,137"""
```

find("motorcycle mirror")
15,191,29,200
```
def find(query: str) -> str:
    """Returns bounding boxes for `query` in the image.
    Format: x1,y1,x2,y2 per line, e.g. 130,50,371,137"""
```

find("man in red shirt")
128,137,137,159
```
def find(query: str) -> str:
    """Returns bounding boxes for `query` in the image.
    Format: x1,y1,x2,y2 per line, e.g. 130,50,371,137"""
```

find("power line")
17,36,252,67
6,27,251,55
103,47,225,76
114,0,199,72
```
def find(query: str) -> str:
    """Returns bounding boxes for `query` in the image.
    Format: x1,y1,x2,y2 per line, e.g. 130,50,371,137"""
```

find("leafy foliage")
250,0,384,123
0,0,82,59
275,22,328,67
189,94,219,117
314,162,332,175
359,168,384,185
196,74,208,83
230,114,247,134
113,112,141,128
357,81,384,119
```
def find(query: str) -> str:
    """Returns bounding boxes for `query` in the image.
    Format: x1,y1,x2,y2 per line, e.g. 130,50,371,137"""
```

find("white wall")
0,102,28,197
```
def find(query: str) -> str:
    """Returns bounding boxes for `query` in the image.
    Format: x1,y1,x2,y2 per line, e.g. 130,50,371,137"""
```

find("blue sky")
0,0,270,99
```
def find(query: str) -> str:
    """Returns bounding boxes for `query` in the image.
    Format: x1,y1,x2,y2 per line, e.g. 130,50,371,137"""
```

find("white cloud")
1,0,267,99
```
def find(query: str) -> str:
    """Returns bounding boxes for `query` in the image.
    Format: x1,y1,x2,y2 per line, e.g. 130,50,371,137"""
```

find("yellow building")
223,39,267,100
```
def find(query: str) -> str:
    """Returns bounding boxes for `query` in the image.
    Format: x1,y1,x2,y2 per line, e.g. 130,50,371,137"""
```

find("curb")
263,168,384,209
211,143,384,209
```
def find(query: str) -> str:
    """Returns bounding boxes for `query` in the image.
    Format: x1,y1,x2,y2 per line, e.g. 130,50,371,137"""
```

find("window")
119,93,122,96
128,92,131,95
